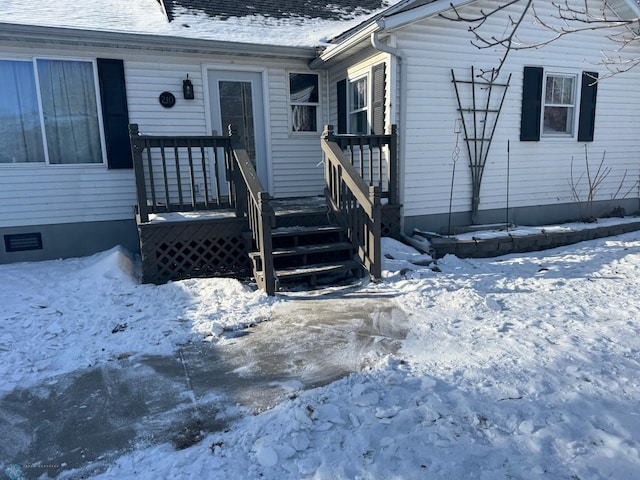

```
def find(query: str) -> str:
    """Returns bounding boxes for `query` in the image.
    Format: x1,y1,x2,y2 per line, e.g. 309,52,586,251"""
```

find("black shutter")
577,71,598,142
96,58,132,169
520,66,543,141
371,63,386,135
337,79,347,134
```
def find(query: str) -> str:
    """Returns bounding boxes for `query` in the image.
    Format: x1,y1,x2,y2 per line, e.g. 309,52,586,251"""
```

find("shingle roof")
0,0,408,48
162,0,390,22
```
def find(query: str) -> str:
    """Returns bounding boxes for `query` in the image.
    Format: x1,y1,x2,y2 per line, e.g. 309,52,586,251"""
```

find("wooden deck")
137,197,401,286
130,124,401,292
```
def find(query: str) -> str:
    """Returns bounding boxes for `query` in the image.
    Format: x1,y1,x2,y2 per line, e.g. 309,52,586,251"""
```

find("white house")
315,0,640,232
1,0,639,268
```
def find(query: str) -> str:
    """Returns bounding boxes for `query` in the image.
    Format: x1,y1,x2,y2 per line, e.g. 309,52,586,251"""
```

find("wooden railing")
227,147,276,295
320,124,399,280
324,124,399,205
129,124,276,295
129,124,233,223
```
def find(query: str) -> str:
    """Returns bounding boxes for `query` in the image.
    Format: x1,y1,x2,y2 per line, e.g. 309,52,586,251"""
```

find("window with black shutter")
521,66,597,142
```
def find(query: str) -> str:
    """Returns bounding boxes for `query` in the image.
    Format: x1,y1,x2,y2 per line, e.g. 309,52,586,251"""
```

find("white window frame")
347,72,370,134
287,71,320,135
0,55,107,167
541,72,578,138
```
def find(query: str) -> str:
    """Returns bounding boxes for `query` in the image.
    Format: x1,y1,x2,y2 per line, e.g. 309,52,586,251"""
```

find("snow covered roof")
1,0,638,50
0,0,404,48
161,0,392,22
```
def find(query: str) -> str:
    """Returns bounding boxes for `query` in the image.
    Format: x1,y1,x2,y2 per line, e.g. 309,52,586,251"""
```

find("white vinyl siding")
0,44,325,229
390,0,640,222
125,56,325,198
267,67,326,197
0,165,135,226
0,49,134,228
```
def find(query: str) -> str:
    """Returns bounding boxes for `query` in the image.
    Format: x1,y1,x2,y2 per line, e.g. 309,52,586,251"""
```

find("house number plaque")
159,91,176,108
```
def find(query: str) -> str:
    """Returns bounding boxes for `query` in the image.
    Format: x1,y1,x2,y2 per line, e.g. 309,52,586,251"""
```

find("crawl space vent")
4,233,43,252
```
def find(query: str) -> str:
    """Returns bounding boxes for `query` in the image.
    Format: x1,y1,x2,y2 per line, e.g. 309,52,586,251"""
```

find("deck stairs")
248,197,364,290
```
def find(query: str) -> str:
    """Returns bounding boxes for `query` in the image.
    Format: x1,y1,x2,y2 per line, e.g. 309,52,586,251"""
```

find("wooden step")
248,242,352,262
271,241,353,258
272,196,331,228
275,260,363,281
271,224,345,238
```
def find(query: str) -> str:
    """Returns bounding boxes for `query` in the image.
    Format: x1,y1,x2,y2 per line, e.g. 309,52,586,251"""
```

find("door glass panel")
219,80,256,166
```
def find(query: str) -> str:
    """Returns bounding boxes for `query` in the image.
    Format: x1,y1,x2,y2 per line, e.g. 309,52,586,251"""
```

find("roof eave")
381,0,476,31
310,22,381,69
310,0,477,68
0,22,317,60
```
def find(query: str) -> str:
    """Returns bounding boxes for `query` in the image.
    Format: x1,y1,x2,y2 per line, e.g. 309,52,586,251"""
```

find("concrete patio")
0,292,408,479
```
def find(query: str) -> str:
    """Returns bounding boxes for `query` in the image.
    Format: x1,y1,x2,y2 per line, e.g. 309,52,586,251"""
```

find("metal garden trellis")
451,66,511,224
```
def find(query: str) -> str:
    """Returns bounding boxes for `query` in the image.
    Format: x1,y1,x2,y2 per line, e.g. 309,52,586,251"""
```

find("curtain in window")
291,105,317,132
289,73,318,132
0,60,44,163
37,59,102,164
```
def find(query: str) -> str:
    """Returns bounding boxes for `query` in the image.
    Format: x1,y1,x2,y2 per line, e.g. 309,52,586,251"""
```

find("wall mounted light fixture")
183,74,194,100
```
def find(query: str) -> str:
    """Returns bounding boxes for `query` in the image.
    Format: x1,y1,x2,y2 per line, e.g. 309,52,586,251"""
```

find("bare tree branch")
441,0,533,80
442,0,640,80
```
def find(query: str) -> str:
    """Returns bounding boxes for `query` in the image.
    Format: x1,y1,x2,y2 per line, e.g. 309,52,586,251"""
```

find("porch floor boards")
143,196,329,226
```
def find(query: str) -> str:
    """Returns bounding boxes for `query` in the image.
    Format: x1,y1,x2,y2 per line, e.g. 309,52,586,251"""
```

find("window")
521,67,598,142
542,74,576,136
0,60,44,163
289,73,319,132
336,63,386,135
348,76,368,134
0,58,104,165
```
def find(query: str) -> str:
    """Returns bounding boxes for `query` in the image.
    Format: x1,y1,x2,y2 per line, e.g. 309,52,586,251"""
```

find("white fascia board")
0,22,317,60
381,0,477,31
310,22,381,69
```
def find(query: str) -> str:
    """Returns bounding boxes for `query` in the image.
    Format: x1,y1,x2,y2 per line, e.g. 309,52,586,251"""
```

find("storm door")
208,70,269,191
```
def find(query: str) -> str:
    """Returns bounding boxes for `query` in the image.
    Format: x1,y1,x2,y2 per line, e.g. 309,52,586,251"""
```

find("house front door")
207,70,269,191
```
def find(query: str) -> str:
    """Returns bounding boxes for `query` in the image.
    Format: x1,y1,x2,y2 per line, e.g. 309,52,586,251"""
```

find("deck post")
388,124,399,205
322,124,335,141
129,124,150,223
258,191,276,296
368,185,382,280
322,125,334,203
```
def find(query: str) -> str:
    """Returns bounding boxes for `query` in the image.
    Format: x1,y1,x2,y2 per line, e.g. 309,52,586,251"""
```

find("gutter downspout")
371,25,405,233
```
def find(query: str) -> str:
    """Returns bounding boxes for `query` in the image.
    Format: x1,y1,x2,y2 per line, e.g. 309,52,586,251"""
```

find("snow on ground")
0,246,274,395
2,230,640,479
